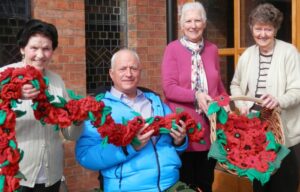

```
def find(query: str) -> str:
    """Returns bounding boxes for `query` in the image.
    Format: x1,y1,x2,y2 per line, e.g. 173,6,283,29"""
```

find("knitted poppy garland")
0,66,205,191
207,94,290,185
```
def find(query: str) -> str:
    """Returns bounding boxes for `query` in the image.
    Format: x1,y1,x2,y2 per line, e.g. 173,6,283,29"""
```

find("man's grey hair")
110,48,140,69
180,2,207,27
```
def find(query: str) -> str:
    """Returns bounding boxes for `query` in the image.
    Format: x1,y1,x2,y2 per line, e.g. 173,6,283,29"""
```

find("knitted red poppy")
217,113,276,172
0,66,206,191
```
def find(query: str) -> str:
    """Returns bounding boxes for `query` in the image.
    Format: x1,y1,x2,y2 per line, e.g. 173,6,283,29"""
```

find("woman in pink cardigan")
161,2,226,192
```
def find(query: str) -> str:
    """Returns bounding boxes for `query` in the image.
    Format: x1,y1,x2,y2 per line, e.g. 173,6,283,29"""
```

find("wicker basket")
209,95,285,175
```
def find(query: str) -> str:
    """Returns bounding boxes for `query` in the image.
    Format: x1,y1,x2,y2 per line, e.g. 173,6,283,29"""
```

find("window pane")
0,0,31,67
85,0,127,94
240,0,291,48
197,0,234,48
220,56,234,93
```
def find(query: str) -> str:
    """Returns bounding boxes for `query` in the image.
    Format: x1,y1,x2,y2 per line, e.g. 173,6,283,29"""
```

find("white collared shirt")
110,87,153,119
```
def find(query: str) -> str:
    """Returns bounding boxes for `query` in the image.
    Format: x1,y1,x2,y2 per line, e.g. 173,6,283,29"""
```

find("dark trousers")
253,143,300,192
180,151,216,192
20,181,61,192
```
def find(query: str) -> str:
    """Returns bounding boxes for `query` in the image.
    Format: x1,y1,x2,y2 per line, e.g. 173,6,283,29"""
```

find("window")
85,0,127,94
0,0,31,66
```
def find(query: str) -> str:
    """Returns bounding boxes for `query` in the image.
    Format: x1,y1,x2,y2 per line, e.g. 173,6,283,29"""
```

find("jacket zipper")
151,139,162,192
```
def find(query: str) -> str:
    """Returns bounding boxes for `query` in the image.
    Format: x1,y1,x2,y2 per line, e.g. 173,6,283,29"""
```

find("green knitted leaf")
175,108,184,114
8,140,16,150
102,106,111,116
45,90,55,102
0,77,10,85
43,76,49,86
101,136,108,146
208,141,227,162
31,79,40,90
10,99,17,108
88,111,96,122
122,117,128,125
39,118,46,126
57,96,67,105
95,93,105,101
216,129,227,145
14,171,27,180
51,102,65,108
0,175,4,192
247,111,260,119
31,102,39,110
67,89,84,100
131,137,141,146
197,123,202,130
51,95,68,108
217,107,228,124
19,149,24,162
53,124,60,131
266,131,282,152
100,107,111,125
0,110,7,126
159,127,171,134
131,111,141,117
14,110,26,118
145,117,154,124
0,160,9,168
207,102,220,115
171,119,177,130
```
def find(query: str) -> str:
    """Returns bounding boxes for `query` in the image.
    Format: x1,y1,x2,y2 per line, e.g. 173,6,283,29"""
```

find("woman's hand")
21,84,40,100
260,94,279,109
239,106,249,115
132,123,154,151
170,120,187,146
195,92,212,113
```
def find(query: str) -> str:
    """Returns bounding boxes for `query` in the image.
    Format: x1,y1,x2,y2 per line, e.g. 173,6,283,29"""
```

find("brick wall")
31,1,98,191
30,0,184,191
127,0,167,96
32,0,86,96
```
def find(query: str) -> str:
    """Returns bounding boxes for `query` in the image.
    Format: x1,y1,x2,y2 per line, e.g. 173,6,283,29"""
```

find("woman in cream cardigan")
231,3,300,192
0,19,82,191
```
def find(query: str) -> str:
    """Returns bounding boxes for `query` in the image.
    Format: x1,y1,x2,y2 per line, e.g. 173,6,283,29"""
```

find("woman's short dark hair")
16,19,58,50
249,3,283,31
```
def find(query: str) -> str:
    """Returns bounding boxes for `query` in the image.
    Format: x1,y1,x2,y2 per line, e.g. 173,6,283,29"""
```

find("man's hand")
132,123,154,151
170,120,187,146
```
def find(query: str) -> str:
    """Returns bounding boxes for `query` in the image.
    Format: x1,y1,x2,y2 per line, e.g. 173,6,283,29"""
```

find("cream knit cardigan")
231,39,300,147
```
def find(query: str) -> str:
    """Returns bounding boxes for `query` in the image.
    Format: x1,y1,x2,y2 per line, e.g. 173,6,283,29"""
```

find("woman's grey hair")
180,2,207,27
249,3,283,31
110,48,140,69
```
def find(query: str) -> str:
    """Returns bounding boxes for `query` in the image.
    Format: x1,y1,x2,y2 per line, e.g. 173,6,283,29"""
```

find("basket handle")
230,96,263,104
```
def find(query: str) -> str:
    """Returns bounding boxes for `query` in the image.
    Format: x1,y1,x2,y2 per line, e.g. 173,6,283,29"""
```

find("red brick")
71,2,85,10
56,2,69,10
137,0,149,6
30,0,170,190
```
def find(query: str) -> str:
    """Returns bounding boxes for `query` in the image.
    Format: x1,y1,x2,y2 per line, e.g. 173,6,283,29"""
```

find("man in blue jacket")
75,49,189,191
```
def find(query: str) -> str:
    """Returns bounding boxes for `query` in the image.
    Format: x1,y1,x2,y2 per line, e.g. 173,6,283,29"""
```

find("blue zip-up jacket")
75,90,188,192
